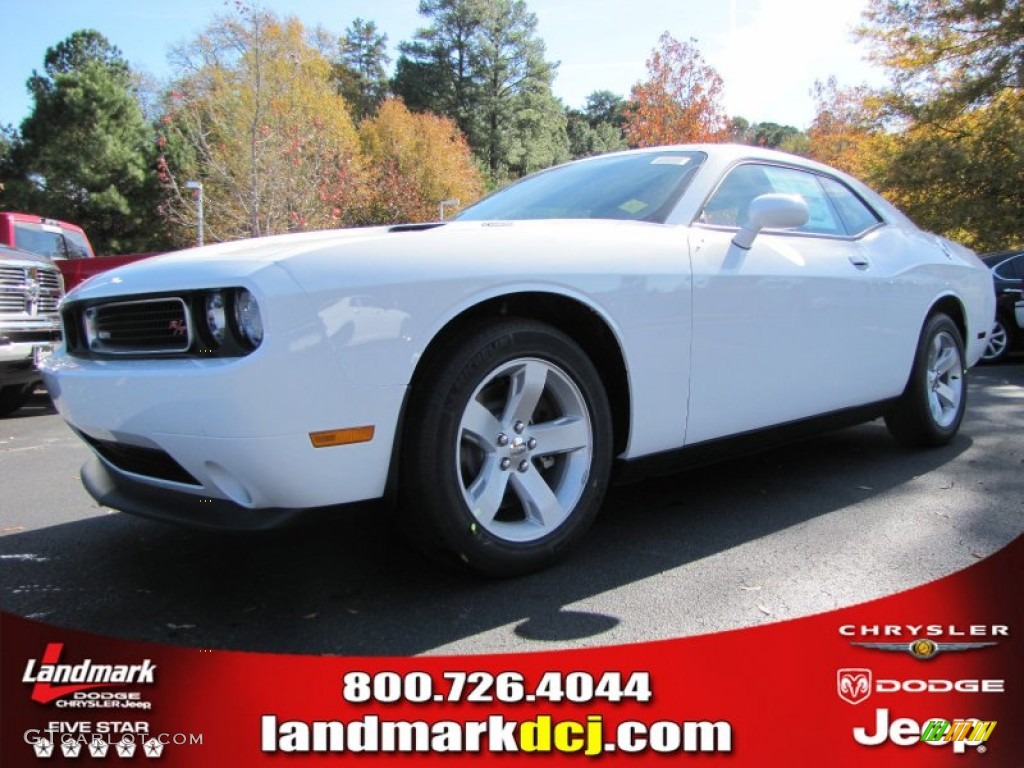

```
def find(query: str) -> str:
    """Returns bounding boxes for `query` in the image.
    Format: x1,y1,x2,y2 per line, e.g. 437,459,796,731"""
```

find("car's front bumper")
41,336,407,524
79,454,384,530
0,327,60,387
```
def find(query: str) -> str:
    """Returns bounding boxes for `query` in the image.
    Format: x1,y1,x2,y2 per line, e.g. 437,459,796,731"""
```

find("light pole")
185,181,204,247
439,198,460,221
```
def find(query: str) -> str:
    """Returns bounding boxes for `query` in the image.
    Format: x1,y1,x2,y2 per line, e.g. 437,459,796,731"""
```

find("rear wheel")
980,316,1013,364
885,313,966,447
400,319,613,576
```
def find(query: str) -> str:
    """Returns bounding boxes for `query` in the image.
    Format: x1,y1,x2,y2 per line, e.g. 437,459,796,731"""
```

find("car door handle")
849,254,870,269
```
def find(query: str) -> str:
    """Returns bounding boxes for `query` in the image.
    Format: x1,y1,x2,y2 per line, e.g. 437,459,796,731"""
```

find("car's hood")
0,247,60,269
65,220,677,301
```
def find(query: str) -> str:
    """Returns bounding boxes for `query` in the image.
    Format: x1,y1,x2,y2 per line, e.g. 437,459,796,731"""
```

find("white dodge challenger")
42,145,994,575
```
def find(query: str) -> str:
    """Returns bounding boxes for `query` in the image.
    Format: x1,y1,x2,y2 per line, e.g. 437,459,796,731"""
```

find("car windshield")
457,150,705,224
14,224,67,259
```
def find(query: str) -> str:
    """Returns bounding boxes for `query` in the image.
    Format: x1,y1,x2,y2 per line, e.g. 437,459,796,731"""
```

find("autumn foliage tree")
804,77,891,181
157,9,365,243
623,33,728,147
859,0,1024,121
851,0,1024,250
878,90,1024,251
357,98,484,223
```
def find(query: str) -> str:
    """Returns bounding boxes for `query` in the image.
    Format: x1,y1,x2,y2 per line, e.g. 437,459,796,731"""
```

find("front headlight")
233,289,263,349
205,292,227,345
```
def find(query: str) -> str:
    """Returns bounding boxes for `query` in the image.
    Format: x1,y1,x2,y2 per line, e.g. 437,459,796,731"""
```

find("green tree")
0,30,167,253
859,0,1024,119
855,0,1024,248
583,90,626,129
29,29,129,92
393,0,482,121
471,0,566,177
0,125,14,176
881,92,1024,251
730,120,802,149
393,0,566,180
336,18,391,120
566,112,626,159
566,90,627,159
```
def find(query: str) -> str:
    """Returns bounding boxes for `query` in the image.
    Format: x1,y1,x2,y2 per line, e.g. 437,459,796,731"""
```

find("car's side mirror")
732,194,810,250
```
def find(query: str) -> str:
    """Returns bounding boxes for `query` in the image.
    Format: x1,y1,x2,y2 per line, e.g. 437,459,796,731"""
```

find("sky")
0,0,885,131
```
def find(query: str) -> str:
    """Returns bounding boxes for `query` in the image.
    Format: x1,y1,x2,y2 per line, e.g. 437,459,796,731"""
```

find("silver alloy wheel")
456,357,593,543
926,330,964,428
982,320,1008,361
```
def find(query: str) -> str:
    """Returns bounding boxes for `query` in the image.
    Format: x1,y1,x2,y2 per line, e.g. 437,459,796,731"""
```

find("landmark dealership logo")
22,643,157,705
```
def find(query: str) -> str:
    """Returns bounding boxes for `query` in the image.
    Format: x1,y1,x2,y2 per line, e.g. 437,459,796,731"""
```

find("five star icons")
143,738,166,758
31,734,172,759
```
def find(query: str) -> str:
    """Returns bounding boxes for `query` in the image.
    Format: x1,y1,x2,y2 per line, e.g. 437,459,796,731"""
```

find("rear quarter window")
819,176,882,237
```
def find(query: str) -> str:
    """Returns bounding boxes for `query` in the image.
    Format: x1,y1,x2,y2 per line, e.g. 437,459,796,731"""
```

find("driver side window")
700,164,845,236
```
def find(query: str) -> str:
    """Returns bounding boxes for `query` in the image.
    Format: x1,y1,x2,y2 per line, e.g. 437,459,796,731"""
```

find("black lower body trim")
81,455,383,531
616,399,897,482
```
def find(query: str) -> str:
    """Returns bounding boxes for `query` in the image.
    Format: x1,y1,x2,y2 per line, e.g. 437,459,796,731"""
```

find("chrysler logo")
850,639,997,660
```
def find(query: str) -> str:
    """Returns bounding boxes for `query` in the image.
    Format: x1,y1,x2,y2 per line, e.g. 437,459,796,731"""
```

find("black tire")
0,383,34,418
979,316,1014,364
399,319,613,577
885,313,967,448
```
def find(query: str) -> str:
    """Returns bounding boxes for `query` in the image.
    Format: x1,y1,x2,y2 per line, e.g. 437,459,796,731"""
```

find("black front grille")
85,298,191,354
77,431,200,486
64,289,257,360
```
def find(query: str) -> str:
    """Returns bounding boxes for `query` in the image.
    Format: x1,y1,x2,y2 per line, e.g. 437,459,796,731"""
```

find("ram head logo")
837,668,872,705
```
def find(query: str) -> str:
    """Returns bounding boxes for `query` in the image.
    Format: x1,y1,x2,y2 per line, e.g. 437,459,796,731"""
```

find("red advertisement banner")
3,534,1020,766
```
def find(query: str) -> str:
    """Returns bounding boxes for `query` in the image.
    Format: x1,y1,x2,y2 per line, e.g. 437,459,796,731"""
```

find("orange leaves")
159,10,365,240
804,77,888,182
357,98,484,224
158,9,485,240
623,33,728,148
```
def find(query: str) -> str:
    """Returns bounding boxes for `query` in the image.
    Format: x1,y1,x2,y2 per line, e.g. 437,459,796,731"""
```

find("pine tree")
1,30,168,253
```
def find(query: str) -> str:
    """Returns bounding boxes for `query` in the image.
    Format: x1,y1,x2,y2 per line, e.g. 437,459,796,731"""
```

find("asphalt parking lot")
1,361,1022,656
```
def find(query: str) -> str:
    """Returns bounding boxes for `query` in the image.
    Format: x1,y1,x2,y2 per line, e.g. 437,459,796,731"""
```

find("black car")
980,250,1024,363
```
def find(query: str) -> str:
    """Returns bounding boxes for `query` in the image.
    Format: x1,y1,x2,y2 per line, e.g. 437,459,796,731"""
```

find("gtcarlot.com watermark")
24,725,203,760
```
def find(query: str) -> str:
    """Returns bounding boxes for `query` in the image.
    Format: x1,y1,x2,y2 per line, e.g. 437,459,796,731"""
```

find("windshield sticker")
618,199,649,215
651,156,691,165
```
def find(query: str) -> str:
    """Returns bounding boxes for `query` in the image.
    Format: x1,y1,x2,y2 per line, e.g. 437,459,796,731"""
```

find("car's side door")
684,162,898,445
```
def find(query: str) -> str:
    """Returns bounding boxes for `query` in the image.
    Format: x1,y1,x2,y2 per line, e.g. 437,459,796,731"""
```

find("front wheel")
885,313,967,447
400,319,613,576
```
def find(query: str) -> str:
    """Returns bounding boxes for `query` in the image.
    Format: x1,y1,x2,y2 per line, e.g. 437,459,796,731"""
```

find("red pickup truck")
0,212,155,290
